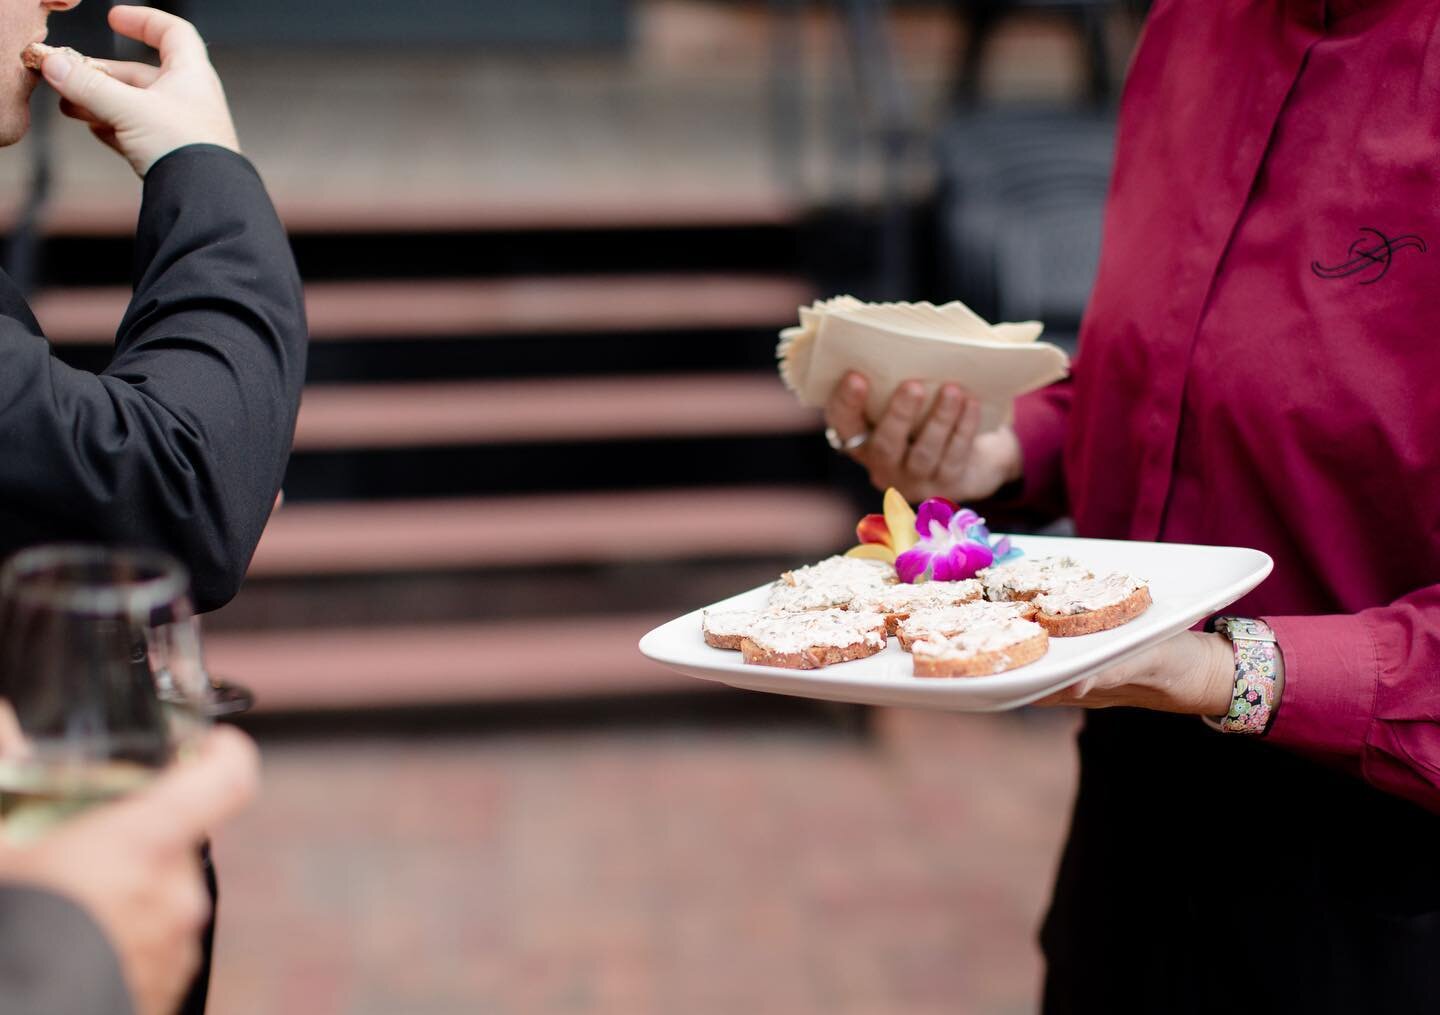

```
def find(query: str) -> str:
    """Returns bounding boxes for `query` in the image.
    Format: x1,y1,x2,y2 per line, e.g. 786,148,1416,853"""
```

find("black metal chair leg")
1079,6,1113,106
957,5,1001,108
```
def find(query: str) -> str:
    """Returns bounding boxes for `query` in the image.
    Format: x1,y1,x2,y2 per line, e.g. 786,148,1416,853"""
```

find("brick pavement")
209,698,1079,1015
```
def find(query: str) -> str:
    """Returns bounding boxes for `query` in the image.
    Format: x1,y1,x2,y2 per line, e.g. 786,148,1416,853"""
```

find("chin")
0,110,28,147
0,71,39,146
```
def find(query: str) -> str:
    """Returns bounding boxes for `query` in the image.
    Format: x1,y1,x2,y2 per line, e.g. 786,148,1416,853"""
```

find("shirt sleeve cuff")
139,146,267,235
143,143,256,184
1011,387,1068,512
1262,612,1378,760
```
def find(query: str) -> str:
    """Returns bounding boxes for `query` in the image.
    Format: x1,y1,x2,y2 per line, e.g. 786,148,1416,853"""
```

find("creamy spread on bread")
898,600,1037,643
702,608,778,641
910,615,1044,660
849,579,982,614
979,556,1090,600
780,555,894,589
744,609,888,654
769,555,895,611
1034,573,1145,616
767,581,873,612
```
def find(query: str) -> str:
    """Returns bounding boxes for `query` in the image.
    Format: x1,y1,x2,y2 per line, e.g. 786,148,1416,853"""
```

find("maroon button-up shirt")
1014,0,1440,812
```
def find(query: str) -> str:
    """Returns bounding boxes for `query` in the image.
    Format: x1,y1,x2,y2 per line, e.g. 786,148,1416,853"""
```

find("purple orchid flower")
894,499,1022,584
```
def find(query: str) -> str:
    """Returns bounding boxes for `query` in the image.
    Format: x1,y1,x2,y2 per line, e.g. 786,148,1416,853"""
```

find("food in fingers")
1032,574,1152,636
21,43,112,76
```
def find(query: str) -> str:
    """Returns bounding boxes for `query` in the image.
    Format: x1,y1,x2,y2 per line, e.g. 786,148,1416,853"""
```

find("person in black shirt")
0,3,307,1013
4,4,306,608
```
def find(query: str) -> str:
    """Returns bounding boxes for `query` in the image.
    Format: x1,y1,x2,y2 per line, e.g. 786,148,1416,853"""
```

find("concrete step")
249,486,855,577
293,374,816,450
205,613,691,711
32,274,813,344
13,190,801,237
208,559,808,633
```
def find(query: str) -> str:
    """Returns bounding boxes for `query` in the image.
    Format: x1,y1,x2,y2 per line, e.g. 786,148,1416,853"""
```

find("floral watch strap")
1205,616,1280,735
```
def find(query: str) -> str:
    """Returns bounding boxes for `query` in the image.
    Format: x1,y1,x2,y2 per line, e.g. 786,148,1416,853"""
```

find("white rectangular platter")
638,534,1272,712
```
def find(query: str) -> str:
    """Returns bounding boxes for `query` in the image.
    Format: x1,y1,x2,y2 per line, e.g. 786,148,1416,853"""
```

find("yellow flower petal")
882,488,919,553
845,543,896,562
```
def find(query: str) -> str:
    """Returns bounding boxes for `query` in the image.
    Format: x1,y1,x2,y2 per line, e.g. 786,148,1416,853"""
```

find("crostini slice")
910,615,1049,678
767,554,896,612
1032,573,1152,636
702,608,784,651
740,609,889,670
21,42,112,74
848,579,983,634
978,555,1092,602
896,599,1039,651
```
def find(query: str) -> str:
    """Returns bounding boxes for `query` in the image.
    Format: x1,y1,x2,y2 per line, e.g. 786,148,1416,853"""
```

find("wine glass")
0,545,212,844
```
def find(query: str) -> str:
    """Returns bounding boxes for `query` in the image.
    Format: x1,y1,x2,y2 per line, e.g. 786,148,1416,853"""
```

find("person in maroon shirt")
825,0,1440,1010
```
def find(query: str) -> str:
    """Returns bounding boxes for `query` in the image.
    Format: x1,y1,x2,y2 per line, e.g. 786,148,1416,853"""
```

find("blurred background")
8,1,1147,1011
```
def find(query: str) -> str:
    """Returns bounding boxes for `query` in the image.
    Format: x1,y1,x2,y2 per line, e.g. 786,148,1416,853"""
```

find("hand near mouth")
26,6,239,177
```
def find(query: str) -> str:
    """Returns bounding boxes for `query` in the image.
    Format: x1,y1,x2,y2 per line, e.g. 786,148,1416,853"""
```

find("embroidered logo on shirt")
1311,227,1426,285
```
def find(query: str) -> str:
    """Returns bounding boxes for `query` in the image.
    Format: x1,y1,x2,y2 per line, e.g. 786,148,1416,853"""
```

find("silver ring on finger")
825,426,869,453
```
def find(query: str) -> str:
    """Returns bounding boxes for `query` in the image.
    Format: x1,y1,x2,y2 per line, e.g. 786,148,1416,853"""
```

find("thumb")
71,727,260,850
41,50,140,124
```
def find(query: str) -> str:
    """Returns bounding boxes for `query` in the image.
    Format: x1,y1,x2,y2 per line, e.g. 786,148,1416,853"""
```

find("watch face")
1218,616,1275,643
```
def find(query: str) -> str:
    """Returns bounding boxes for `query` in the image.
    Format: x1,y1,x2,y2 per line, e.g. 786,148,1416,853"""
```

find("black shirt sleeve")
0,145,308,610
0,884,134,1014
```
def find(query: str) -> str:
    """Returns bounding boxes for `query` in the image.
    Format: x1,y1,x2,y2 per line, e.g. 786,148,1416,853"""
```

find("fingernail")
846,374,865,394
941,385,960,405
43,54,72,84
903,382,924,401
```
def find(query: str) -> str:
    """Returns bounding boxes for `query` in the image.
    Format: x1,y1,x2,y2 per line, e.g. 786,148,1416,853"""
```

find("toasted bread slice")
849,579,983,634
701,608,776,650
21,43,111,75
740,609,887,670
978,556,1091,602
768,554,895,611
911,620,1049,678
897,600,1038,650
1033,575,1151,637
741,636,887,670
778,555,894,589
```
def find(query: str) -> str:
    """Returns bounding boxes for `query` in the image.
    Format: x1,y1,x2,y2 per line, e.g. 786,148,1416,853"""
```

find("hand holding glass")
0,546,211,844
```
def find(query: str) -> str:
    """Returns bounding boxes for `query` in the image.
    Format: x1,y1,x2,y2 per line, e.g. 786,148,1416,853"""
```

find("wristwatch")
1203,616,1283,735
